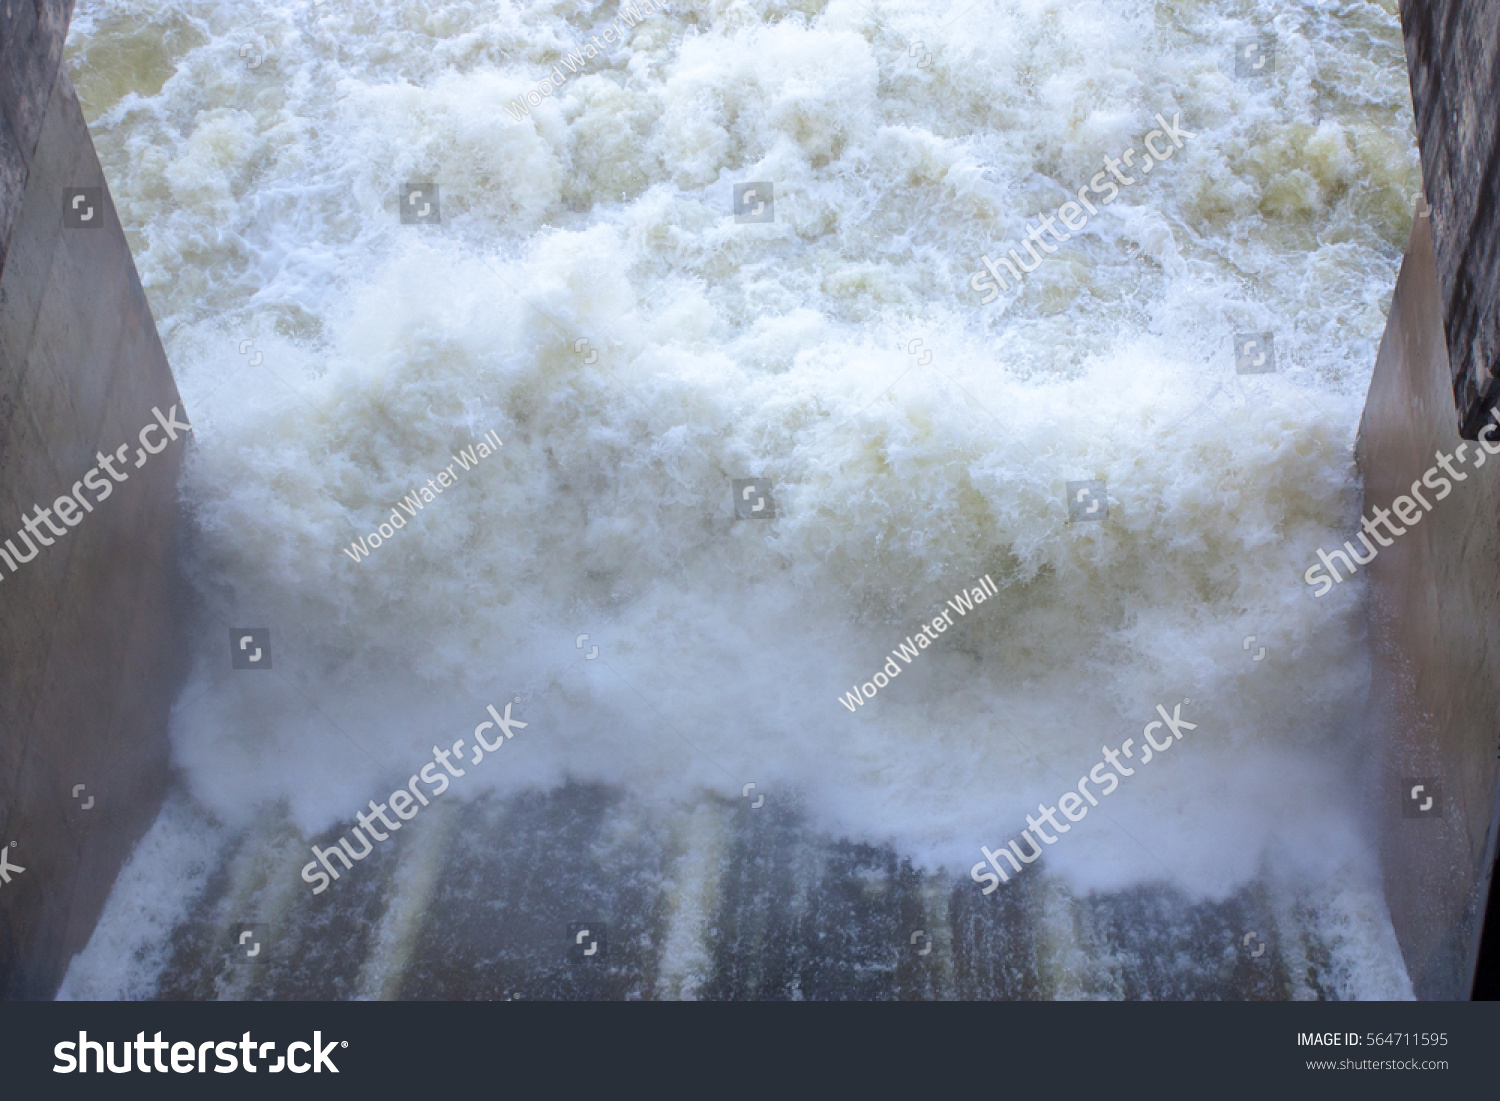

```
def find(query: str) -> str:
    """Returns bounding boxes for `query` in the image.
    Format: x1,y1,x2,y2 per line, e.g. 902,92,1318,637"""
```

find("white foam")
56,795,226,1000
66,0,1419,921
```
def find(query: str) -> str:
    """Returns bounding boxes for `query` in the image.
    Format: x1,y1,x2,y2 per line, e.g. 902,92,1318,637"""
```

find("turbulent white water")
63,0,1420,989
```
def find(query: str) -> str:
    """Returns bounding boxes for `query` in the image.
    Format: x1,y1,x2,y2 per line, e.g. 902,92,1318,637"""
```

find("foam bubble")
67,0,1420,905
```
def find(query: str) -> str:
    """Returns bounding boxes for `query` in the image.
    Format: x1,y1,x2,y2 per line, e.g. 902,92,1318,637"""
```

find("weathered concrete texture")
1357,210,1500,1000
0,1,74,271
1399,0,1500,438
0,4,187,997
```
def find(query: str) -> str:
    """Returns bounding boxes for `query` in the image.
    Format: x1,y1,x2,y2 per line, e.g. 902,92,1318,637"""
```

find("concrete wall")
1352,0,1500,1002
1400,0,1500,439
0,1,186,998
1358,209,1500,1000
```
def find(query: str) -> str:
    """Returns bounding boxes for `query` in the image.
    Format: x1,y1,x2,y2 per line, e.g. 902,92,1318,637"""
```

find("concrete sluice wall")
0,0,185,999
1352,0,1500,1000
1398,0,1500,439
1360,213,1500,1000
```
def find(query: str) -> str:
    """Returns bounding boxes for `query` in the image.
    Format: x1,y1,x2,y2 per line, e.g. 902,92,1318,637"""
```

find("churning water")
59,0,1421,999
